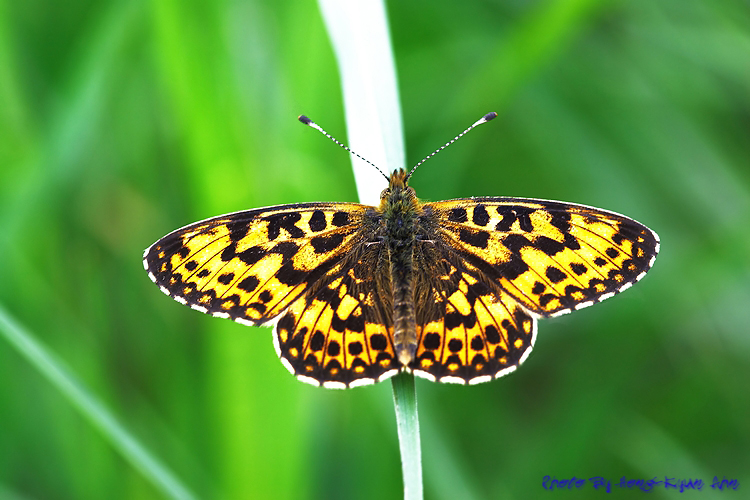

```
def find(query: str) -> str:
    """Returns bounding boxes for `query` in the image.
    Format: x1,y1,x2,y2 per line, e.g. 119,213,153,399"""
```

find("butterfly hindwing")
143,203,369,326
412,245,537,384
274,243,399,388
425,198,660,317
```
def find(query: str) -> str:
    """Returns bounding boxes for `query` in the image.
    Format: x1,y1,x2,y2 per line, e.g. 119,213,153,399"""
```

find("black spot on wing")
563,232,581,250
539,294,556,307
275,262,307,285
485,325,501,344
448,207,468,223
332,211,350,227
496,206,535,232
448,339,463,353
348,341,363,355
570,262,587,275
248,302,266,314
346,313,365,333
310,331,325,351
235,245,264,265
496,254,530,281
470,335,484,350
536,236,565,256
214,214,258,242
370,334,388,351
546,266,567,283
459,228,489,249
218,272,234,285
515,207,536,232
502,233,532,253
271,241,299,259
495,207,515,231
265,212,305,240
327,340,341,356
445,311,463,330
472,205,490,226
308,210,327,232
311,233,345,254
423,332,440,350
237,275,259,292
549,210,571,233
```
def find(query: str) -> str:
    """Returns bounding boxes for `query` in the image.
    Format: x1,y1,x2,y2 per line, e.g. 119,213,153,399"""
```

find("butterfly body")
145,167,658,388
379,169,420,366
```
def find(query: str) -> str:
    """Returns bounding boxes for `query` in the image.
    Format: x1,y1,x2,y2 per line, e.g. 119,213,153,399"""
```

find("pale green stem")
0,306,196,500
316,1,423,499
391,372,423,500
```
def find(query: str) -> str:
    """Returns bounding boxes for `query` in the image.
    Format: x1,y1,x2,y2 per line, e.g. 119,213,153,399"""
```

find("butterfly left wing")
143,203,371,326
273,243,400,388
423,197,659,318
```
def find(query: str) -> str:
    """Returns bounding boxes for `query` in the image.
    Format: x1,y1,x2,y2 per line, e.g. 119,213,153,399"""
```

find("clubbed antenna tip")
405,111,498,181
298,114,389,181
482,112,498,123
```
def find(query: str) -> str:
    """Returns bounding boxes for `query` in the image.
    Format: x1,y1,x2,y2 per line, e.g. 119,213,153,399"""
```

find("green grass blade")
317,0,405,202
391,373,423,500
0,305,196,500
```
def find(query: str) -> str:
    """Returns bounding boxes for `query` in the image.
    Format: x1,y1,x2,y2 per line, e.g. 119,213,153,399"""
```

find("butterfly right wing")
410,240,537,384
143,202,372,326
409,196,659,384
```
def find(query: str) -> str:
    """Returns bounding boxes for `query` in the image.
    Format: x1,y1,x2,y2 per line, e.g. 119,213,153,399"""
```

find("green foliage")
1,0,748,498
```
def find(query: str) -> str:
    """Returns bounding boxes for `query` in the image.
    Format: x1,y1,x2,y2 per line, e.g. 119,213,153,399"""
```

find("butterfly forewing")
425,198,659,318
144,203,369,325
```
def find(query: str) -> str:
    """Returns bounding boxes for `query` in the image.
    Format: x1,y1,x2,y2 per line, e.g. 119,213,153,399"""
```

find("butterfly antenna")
298,115,390,181
405,112,497,181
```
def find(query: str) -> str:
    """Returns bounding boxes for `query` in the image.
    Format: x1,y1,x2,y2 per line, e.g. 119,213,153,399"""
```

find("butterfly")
143,113,659,389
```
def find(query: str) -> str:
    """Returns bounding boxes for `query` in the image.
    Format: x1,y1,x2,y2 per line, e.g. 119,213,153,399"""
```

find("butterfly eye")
380,188,391,198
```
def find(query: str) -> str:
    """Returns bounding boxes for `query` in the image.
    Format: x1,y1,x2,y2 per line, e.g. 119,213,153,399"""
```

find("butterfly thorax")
378,169,421,367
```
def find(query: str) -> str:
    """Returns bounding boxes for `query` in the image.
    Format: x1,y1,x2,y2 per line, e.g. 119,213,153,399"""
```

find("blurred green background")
1,0,749,498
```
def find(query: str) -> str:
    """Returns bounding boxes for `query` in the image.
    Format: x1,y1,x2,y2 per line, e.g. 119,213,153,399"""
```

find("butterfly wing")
423,198,659,317
407,197,659,384
143,203,372,326
274,243,400,388
411,240,537,384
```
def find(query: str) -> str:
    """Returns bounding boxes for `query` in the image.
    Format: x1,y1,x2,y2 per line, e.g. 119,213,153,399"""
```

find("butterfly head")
379,168,418,212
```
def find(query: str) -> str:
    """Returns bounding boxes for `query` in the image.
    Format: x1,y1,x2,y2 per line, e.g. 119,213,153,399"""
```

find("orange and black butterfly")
143,113,659,389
